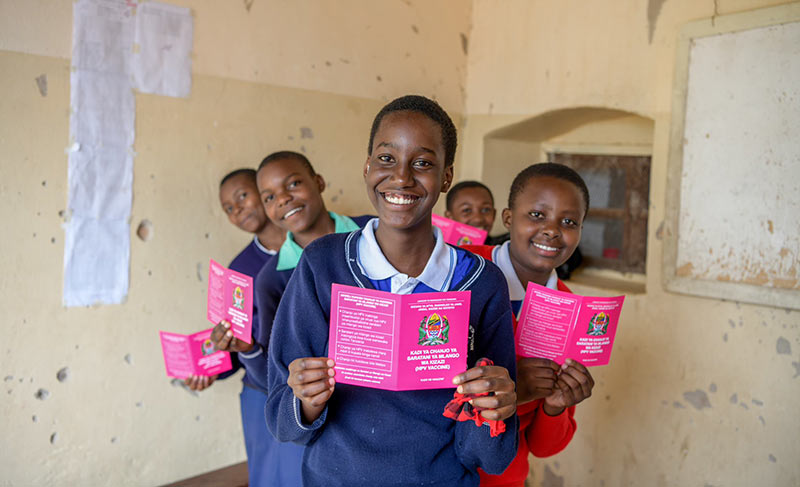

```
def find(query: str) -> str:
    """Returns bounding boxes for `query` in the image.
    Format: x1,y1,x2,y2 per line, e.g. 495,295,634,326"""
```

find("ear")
502,208,512,230
440,165,454,193
316,174,326,194
363,157,371,180
444,210,453,219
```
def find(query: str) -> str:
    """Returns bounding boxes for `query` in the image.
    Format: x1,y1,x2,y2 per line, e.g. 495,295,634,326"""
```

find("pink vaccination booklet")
329,284,471,391
159,328,232,379
207,259,253,344
431,213,488,246
515,282,624,366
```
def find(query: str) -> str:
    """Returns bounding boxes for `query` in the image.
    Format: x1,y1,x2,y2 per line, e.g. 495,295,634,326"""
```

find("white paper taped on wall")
132,2,194,98
64,0,193,307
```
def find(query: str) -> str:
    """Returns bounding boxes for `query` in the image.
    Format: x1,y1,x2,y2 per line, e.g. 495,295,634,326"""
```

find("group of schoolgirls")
187,95,596,487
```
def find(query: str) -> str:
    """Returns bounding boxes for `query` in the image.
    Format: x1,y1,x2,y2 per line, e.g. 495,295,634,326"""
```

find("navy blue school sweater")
219,238,276,388
265,229,519,487
243,215,373,391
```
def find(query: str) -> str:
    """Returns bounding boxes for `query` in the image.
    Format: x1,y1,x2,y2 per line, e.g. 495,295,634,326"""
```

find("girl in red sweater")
464,163,596,487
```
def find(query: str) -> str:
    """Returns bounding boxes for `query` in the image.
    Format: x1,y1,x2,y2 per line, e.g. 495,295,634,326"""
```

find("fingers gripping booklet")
515,282,624,367
206,259,253,344
329,284,470,391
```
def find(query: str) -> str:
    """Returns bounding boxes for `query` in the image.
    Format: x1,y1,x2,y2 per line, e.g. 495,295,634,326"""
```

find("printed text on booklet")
329,284,470,391
207,259,253,344
515,282,624,366
159,329,232,379
431,213,487,246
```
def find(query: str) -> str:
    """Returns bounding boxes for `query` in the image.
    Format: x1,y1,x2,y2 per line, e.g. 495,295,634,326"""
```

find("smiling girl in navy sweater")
265,95,519,487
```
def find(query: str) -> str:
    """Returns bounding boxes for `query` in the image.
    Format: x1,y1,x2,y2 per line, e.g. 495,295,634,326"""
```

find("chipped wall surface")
463,1,800,486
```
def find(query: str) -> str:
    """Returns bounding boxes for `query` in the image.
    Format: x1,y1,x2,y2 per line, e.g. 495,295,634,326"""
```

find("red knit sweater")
464,245,577,487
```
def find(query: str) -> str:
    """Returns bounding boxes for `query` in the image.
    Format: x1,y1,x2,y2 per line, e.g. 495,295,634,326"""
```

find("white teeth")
283,207,302,219
384,193,417,205
533,242,558,252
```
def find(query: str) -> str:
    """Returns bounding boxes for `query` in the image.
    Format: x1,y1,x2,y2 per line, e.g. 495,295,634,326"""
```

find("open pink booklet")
159,328,232,379
207,259,253,344
329,284,470,391
515,282,624,366
431,213,488,246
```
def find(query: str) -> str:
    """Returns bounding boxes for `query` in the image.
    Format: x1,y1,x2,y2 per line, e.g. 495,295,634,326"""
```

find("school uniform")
243,212,372,487
265,219,519,487
223,236,282,487
463,242,577,487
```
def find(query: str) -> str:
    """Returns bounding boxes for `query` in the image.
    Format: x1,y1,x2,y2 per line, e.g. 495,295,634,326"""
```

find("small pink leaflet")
207,259,253,344
515,282,624,367
158,328,232,379
431,213,488,246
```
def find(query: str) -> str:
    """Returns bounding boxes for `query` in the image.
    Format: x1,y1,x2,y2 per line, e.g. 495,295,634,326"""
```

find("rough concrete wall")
463,1,800,486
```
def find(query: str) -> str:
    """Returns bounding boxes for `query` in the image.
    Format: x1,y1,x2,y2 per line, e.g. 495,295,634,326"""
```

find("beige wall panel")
0,0,471,111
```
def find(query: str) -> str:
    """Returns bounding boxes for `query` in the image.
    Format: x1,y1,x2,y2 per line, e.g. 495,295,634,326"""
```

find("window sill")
562,268,646,295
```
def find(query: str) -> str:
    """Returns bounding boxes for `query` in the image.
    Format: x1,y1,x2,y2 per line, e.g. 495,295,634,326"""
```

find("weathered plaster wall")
0,1,469,485
463,1,800,486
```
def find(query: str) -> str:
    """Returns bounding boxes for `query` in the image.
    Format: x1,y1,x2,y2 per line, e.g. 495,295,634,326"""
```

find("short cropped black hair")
446,181,494,211
219,168,257,188
508,163,590,217
368,95,458,167
258,151,316,176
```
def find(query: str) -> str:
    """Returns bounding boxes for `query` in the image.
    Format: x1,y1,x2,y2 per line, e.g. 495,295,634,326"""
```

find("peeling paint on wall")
35,74,47,97
683,389,711,410
647,0,667,43
136,219,154,241
776,337,791,354
542,464,565,487
56,367,69,382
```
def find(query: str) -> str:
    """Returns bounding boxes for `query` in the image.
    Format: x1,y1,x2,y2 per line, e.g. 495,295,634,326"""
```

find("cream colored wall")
463,1,799,486
0,1,470,485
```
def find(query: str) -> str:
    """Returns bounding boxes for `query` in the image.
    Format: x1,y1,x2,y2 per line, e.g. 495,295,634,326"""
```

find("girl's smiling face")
364,110,453,230
504,176,586,284
257,157,326,234
219,173,269,233
446,186,496,232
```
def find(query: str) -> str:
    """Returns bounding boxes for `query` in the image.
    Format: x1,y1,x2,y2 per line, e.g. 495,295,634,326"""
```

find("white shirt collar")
493,241,558,301
357,218,455,295
253,235,278,256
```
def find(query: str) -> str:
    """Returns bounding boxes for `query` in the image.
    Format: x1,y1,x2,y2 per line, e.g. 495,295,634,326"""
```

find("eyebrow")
259,172,301,194
376,141,437,156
